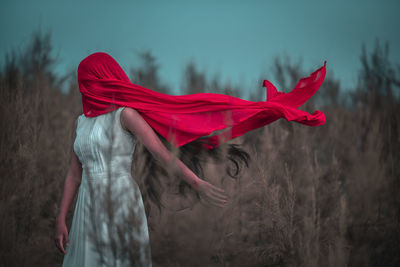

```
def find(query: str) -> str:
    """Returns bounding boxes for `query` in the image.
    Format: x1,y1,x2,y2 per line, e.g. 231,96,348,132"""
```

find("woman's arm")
55,146,82,254
120,107,228,208
57,148,82,221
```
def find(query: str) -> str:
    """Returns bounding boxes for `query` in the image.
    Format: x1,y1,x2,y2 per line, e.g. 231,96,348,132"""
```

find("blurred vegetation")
0,30,399,267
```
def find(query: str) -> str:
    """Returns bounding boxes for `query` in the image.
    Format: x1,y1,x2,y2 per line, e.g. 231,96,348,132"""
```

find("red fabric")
78,52,326,149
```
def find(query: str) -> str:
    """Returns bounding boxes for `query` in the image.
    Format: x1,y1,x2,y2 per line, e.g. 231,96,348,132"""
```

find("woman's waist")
81,170,135,190
82,168,132,180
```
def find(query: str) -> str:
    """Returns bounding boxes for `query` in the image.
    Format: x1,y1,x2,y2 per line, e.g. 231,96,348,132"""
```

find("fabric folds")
78,52,326,149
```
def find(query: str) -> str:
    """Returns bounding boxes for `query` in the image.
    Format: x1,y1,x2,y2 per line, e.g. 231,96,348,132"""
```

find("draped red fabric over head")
78,52,326,149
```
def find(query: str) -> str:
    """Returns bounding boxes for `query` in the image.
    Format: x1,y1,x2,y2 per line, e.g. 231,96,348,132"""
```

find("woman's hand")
120,107,229,208
55,217,69,254
194,179,228,208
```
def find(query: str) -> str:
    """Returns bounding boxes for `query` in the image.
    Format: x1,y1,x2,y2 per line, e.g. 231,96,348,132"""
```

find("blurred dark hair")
134,131,250,219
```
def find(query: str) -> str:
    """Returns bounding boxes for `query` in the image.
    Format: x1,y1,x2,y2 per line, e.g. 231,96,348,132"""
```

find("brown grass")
0,32,399,267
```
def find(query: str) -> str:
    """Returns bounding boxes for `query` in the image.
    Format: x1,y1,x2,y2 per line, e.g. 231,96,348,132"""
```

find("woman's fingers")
209,192,228,206
204,191,228,207
64,231,69,246
199,181,228,208
211,195,228,206
208,185,228,200
202,194,225,208
209,183,225,194
199,191,220,207
55,236,66,254
210,189,228,201
205,182,227,199
208,185,228,204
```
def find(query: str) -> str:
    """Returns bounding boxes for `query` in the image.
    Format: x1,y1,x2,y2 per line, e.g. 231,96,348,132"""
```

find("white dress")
62,107,152,267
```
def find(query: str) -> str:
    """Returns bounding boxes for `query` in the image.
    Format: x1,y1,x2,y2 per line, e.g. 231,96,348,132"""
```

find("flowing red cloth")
78,52,326,149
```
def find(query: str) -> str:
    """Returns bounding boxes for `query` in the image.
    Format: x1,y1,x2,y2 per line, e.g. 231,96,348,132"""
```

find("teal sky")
1,0,399,96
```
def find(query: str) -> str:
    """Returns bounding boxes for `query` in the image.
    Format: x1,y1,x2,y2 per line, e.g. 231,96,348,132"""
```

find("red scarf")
78,52,326,149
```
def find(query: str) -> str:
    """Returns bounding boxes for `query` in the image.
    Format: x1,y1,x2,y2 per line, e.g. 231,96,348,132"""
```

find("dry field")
0,32,399,266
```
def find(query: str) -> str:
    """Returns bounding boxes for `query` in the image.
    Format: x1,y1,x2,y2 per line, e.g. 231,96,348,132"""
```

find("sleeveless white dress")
62,107,152,267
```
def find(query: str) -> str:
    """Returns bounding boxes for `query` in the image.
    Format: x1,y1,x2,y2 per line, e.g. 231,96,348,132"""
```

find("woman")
55,52,326,266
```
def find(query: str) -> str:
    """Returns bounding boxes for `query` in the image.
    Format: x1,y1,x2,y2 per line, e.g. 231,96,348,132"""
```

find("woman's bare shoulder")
120,107,139,131
120,107,149,134
121,106,140,116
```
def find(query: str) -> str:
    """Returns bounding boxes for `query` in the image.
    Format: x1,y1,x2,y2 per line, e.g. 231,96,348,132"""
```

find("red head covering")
78,52,326,149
